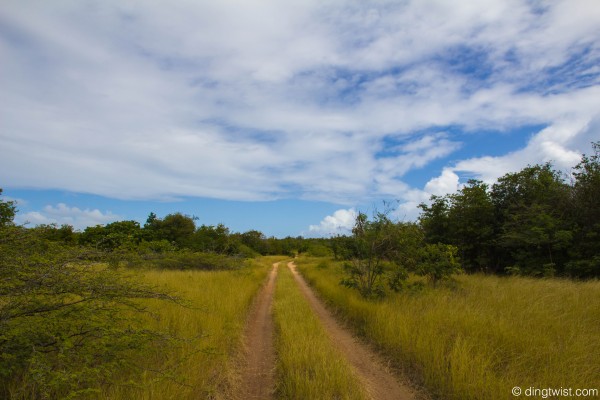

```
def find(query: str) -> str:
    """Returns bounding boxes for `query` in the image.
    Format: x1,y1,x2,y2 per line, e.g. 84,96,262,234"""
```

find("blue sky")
1,0,599,237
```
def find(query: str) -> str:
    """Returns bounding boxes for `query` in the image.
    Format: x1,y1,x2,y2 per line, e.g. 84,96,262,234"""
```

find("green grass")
103,257,278,399
273,262,367,400
297,257,600,400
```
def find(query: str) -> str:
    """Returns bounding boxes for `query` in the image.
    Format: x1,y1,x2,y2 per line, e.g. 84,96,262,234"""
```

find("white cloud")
308,208,358,237
451,117,595,184
2,195,27,207
425,169,460,196
15,203,120,230
0,0,598,206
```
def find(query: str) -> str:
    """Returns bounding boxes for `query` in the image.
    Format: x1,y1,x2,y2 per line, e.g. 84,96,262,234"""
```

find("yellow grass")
297,257,600,400
273,262,367,400
103,257,278,400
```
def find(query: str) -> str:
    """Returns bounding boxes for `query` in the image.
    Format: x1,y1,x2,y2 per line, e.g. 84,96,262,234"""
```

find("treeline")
21,210,333,265
419,142,600,278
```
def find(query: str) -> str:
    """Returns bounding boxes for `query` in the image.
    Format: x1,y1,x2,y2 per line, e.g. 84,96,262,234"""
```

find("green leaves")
418,144,600,278
416,244,461,285
0,227,179,398
340,210,460,298
0,188,16,228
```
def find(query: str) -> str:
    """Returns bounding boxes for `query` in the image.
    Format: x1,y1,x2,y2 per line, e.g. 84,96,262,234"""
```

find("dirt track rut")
237,262,278,399
287,261,414,400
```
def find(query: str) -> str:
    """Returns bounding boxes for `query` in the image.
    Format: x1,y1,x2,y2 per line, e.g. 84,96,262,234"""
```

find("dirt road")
287,261,414,400
237,262,278,400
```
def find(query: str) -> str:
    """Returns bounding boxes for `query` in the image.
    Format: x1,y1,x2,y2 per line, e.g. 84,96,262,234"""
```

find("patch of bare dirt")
287,261,415,400
235,262,279,400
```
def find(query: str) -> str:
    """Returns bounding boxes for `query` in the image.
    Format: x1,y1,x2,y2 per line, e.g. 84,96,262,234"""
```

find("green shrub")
0,227,178,399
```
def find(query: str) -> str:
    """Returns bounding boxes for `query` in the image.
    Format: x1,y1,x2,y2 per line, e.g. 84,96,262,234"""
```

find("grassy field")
273,262,367,400
102,257,278,400
296,257,600,400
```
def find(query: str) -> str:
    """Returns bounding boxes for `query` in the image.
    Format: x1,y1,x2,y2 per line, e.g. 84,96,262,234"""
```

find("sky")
1,0,599,238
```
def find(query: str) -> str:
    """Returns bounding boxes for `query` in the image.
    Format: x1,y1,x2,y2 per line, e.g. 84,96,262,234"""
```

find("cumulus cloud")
308,208,358,237
451,118,595,185
0,0,598,206
16,203,120,230
425,169,461,196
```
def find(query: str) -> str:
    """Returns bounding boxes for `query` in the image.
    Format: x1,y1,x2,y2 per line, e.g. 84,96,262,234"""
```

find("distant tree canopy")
419,142,600,278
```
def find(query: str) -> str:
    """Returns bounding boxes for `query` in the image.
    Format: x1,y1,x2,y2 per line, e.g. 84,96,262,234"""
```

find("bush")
0,227,179,399
416,243,462,285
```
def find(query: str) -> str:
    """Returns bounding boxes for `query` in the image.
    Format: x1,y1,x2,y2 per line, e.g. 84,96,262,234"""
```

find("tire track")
287,261,414,400
236,262,278,400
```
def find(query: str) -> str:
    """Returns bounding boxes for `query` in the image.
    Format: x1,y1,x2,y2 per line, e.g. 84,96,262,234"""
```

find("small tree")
416,243,461,285
340,211,403,298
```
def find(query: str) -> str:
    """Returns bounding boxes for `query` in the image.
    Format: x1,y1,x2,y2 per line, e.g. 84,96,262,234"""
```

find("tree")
491,163,572,276
192,224,236,254
79,220,142,251
0,188,16,227
160,213,196,247
419,195,451,245
566,142,600,277
33,223,77,244
340,212,411,298
416,243,461,285
143,213,196,248
420,181,495,273
446,180,495,272
0,224,178,398
239,230,268,255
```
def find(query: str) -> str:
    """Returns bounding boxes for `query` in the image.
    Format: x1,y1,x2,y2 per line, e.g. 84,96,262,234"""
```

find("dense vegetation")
419,142,600,278
331,142,599,295
333,211,460,298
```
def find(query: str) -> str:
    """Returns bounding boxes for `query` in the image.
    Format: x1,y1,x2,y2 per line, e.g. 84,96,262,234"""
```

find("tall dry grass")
273,262,367,400
103,257,277,399
297,257,600,400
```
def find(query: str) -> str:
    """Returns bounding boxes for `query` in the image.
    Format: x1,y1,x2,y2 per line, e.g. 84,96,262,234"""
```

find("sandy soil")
287,261,415,400
236,262,279,400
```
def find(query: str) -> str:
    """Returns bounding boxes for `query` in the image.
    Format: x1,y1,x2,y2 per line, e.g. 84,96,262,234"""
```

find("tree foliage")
340,211,461,298
420,180,494,273
0,225,178,399
0,188,16,228
340,212,399,297
418,142,600,278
